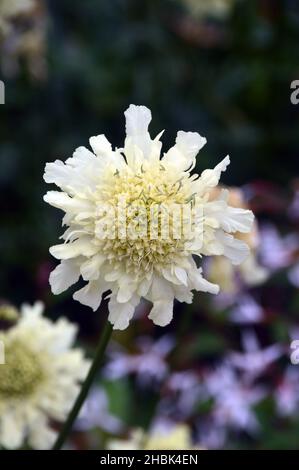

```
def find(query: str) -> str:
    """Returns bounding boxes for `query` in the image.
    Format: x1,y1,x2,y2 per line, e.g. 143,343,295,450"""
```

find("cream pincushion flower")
0,302,90,449
108,424,203,450
44,104,254,330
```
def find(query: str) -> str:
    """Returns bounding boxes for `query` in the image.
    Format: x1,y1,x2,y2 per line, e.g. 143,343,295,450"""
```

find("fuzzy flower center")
0,340,44,398
94,164,197,273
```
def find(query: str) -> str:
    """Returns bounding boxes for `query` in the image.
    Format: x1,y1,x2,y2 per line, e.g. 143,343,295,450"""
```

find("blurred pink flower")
204,364,266,432
158,371,202,418
275,367,299,417
227,330,284,381
229,294,264,324
288,262,299,288
212,384,264,432
197,421,226,449
75,387,123,433
288,189,299,221
259,224,298,271
104,335,174,385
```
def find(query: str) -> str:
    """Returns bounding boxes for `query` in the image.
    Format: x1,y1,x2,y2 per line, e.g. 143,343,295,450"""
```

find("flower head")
44,104,254,330
0,301,89,449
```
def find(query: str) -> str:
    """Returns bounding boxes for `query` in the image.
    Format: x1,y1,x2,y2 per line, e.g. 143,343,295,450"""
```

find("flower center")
0,340,44,398
94,164,196,273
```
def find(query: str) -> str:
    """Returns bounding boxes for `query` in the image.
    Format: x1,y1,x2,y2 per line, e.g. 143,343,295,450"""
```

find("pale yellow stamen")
0,340,44,398
94,163,196,274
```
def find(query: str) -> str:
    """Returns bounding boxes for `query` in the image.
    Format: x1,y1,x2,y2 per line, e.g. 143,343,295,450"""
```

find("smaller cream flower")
0,301,90,449
108,424,203,450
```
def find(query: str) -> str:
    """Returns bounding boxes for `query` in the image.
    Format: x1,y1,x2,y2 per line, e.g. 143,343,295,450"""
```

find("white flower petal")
80,254,105,281
0,413,25,450
89,134,112,156
44,191,93,214
44,148,98,194
108,294,140,330
116,285,134,303
43,159,71,188
124,104,152,158
60,149,95,188
189,267,220,294
197,155,230,194
150,275,174,301
220,206,254,233
148,299,174,327
29,423,57,450
163,131,206,171
49,238,98,260
215,230,250,265
73,280,109,311
173,284,193,303
137,277,152,297
205,200,254,233
21,300,44,317
162,267,182,285
68,146,96,165
174,267,188,286
146,276,175,326
49,259,81,295
176,131,207,159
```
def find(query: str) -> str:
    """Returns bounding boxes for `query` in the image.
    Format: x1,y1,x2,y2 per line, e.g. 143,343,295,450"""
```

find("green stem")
52,320,113,450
